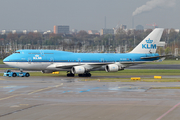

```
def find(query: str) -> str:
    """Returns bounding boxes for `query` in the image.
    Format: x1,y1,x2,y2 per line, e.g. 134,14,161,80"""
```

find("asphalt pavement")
0,76,180,120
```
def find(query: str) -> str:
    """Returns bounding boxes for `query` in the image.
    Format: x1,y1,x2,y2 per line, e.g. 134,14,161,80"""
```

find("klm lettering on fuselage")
142,38,156,49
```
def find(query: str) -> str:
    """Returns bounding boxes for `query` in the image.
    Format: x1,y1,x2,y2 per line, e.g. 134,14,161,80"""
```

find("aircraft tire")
67,74,74,77
87,73,91,77
78,74,82,77
78,73,91,77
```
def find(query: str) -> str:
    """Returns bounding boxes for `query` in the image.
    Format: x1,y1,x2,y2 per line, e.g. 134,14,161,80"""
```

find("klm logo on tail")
142,38,156,49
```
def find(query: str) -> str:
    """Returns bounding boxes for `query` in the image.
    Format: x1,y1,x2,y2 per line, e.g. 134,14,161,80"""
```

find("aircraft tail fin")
130,28,164,53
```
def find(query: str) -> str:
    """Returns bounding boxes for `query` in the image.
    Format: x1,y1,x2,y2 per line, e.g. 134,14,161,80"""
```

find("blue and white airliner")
3,28,165,77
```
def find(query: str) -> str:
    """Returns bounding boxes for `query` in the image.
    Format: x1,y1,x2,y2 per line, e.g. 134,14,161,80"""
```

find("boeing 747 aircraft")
3,28,165,77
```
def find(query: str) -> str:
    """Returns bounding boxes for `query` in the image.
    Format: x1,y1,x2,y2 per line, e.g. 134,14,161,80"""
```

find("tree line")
0,28,179,58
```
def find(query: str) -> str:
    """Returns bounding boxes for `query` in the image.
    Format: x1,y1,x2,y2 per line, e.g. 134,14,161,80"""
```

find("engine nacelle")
105,64,124,72
71,66,86,74
41,70,55,73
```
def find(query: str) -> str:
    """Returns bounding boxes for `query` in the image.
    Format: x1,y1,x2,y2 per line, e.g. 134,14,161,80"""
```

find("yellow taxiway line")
0,94,22,101
0,83,63,101
28,87,53,95
0,78,5,81
28,83,63,95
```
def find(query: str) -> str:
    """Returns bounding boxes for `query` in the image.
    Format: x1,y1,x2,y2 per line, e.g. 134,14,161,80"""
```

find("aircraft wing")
56,64,82,69
55,61,155,69
55,62,113,69
48,58,167,70
119,61,148,67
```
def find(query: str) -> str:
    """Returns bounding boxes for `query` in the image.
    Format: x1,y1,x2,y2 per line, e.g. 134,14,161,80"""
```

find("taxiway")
0,76,180,120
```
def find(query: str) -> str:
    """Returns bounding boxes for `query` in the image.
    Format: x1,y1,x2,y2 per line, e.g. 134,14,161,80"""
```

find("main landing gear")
67,71,91,77
67,72,75,77
78,73,91,77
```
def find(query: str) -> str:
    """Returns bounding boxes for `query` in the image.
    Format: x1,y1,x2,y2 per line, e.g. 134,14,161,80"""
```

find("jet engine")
105,64,124,72
71,66,86,74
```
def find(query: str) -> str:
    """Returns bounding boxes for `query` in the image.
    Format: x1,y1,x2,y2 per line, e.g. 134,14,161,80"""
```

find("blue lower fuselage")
3,50,160,71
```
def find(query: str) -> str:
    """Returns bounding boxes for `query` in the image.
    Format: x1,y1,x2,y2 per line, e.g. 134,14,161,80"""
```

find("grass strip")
0,69,180,77
82,78,180,82
151,87,180,89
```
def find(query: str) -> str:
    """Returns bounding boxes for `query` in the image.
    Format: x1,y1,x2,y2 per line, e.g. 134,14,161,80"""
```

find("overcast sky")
0,0,179,31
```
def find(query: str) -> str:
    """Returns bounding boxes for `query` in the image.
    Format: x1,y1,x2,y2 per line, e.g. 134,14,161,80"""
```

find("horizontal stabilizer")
141,55,171,59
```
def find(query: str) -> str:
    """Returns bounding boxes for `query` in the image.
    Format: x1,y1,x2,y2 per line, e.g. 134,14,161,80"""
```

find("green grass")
29,72,67,77
82,78,180,82
151,87,180,89
145,60,180,64
0,59,4,64
1,69,180,77
0,68,17,70
90,69,180,76
1,69,180,83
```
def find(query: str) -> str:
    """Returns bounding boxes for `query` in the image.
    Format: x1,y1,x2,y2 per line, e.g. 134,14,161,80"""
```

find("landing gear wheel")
67,73,75,77
78,73,91,77
78,74,83,77
87,73,91,77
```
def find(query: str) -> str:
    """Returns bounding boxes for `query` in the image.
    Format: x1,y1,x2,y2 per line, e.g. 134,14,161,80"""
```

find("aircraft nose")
3,56,10,63
3,55,15,68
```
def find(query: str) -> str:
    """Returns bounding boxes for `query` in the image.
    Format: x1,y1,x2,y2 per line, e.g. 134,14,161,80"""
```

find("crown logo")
146,38,153,43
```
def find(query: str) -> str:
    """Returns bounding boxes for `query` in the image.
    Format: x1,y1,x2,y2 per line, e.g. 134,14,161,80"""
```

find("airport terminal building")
54,25,69,34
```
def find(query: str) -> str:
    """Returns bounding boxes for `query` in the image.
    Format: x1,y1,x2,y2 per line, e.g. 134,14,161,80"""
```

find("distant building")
167,29,180,34
100,29,114,35
54,25,69,34
43,30,52,34
174,29,180,33
71,29,78,34
23,30,28,34
1,30,21,34
88,30,100,35
136,25,144,30
1,30,9,34
120,25,127,30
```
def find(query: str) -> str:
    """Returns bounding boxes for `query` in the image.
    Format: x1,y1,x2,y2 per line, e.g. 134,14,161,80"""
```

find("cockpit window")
15,52,20,53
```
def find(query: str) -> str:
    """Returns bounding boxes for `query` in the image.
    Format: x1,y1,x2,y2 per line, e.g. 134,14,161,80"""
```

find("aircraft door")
101,58,104,63
50,57,54,64
28,57,32,64
78,58,81,64
40,50,44,56
132,58,135,62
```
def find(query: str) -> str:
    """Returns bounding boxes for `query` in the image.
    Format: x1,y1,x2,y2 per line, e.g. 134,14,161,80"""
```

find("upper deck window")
44,53,54,54
28,53,40,54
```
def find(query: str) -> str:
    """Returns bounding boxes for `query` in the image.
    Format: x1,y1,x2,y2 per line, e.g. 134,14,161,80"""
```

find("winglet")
130,28,164,53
